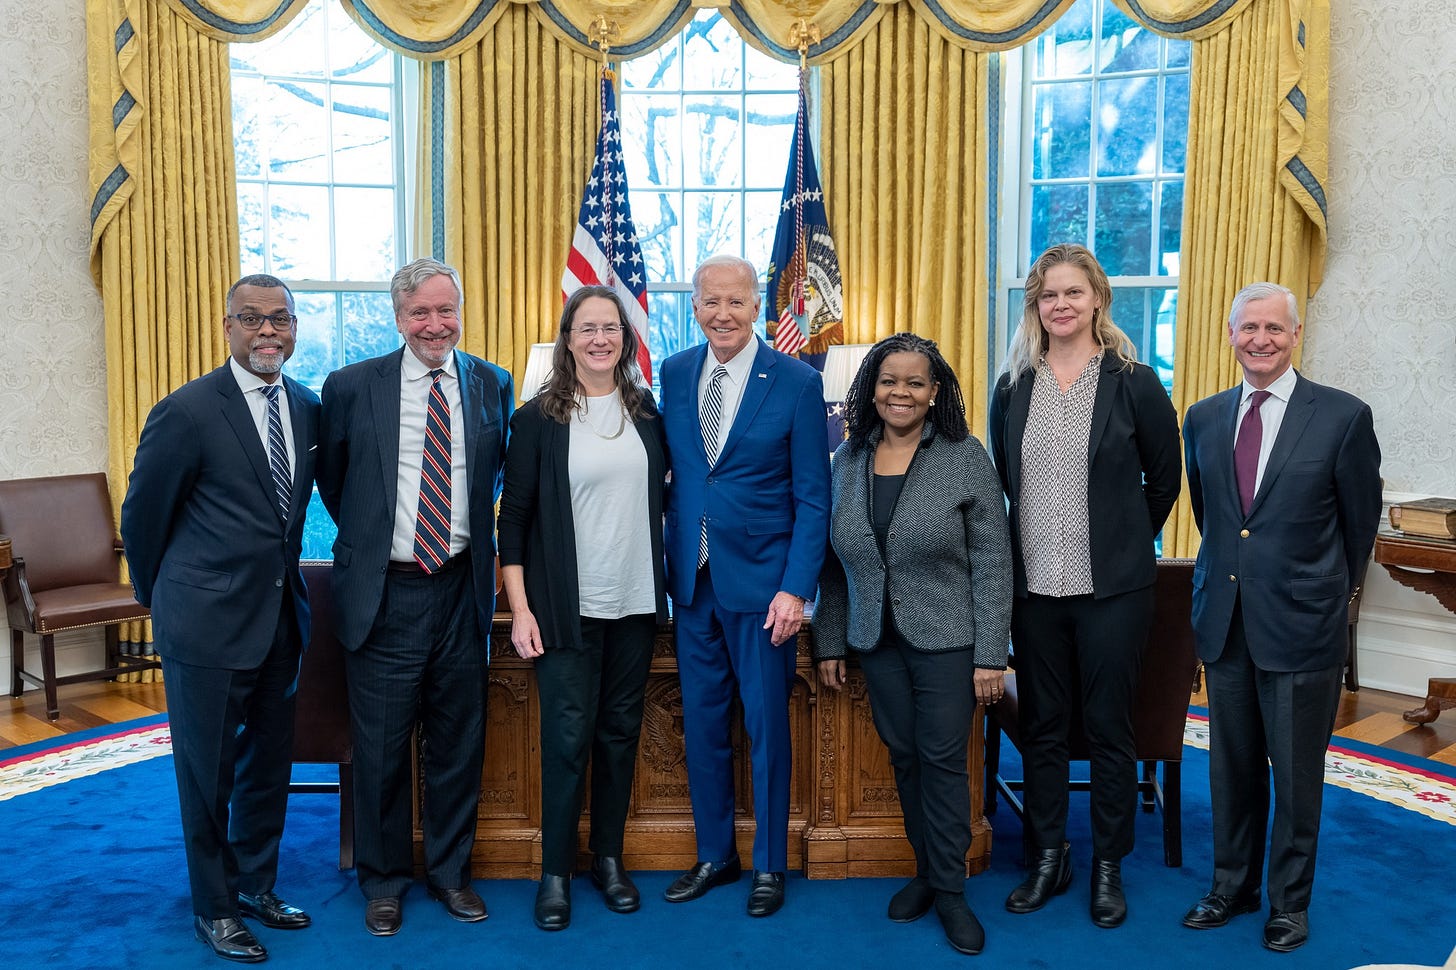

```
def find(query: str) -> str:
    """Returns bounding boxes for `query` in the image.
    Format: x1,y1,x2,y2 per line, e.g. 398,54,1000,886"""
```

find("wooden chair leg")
338,762,355,871
105,624,121,672
1140,760,1157,812
984,709,1001,816
10,628,22,697
1162,761,1181,868
40,632,59,720
1344,627,1360,692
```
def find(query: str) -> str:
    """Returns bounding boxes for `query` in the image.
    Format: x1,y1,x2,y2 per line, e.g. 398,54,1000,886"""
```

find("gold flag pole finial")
788,18,820,61
589,15,619,64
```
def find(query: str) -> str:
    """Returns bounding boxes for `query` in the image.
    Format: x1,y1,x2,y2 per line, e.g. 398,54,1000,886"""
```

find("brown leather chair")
1,473,159,720
985,557,1199,867
291,561,354,869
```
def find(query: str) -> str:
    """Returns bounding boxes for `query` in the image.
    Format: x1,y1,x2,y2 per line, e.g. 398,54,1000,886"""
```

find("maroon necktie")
1234,389,1270,516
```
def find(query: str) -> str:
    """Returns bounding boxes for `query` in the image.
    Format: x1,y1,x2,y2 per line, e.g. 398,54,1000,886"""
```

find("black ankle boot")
934,891,985,955
1004,842,1072,914
534,874,571,931
1090,858,1126,928
590,855,640,913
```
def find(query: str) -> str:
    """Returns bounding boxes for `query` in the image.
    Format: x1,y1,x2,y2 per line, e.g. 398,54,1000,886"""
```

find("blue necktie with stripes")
413,369,453,572
262,384,290,519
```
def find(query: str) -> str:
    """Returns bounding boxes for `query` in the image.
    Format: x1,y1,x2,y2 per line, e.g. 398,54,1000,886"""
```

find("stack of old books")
1388,497,1456,542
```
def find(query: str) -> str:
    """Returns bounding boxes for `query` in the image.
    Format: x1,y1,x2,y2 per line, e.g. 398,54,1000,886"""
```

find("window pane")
621,44,679,91
744,93,796,188
1166,38,1190,70
232,76,265,178
332,84,394,184
684,96,741,188
1032,2,1094,78
330,15,391,82
1097,76,1158,177
1111,287,1151,353
1031,81,1091,179
334,187,395,280
648,290,692,376
746,51,799,88
1030,183,1090,257
289,292,339,391
743,190,781,274
1099,4,1159,73
684,191,741,267
1158,181,1182,275
342,291,398,365
1162,73,1189,174
1093,181,1153,275
239,183,265,274
230,3,325,77
302,489,337,561
631,190,682,282
622,94,681,188
266,80,330,181
268,184,331,277
683,14,742,90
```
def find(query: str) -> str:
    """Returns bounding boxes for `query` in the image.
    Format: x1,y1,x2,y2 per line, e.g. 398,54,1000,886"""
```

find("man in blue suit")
317,258,512,937
1180,282,1381,953
122,274,320,963
659,254,830,917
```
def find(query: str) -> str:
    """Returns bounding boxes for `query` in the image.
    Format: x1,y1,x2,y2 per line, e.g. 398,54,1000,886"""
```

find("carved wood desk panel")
417,618,991,880
1374,533,1456,724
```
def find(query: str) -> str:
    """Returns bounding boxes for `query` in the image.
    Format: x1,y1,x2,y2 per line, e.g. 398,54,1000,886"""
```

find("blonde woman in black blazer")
987,244,1181,929
498,286,668,933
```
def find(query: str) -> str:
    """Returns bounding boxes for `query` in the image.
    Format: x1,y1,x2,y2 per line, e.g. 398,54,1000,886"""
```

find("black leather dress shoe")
934,892,985,956
238,891,311,930
429,885,488,922
1181,889,1262,929
746,870,785,917
1089,859,1126,928
534,874,571,931
664,856,743,903
590,855,640,913
888,876,935,923
1263,910,1309,952
1005,843,1073,914
194,916,267,963
364,897,402,936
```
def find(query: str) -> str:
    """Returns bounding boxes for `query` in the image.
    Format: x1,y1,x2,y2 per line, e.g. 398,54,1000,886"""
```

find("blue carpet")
2,724,1453,969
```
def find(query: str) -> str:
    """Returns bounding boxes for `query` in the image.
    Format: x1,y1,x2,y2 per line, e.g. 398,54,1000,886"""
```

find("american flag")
562,69,652,383
766,83,843,370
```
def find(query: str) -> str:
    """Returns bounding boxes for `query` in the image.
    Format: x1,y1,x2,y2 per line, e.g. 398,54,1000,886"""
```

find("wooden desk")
449,618,990,879
1373,532,1456,724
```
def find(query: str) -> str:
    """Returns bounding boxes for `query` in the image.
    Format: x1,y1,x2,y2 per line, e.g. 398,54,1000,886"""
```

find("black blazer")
121,365,320,668
317,347,513,652
988,357,1181,600
497,394,669,651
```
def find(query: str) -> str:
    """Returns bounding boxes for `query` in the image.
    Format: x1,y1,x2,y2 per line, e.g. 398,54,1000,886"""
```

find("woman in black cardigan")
988,244,1181,929
814,334,1013,956
498,285,668,932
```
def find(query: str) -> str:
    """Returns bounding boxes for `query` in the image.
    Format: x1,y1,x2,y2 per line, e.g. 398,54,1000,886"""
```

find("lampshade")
519,343,555,401
821,343,873,402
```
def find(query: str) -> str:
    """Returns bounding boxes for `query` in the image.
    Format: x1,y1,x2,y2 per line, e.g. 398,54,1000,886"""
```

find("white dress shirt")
697,337,759,458
1235,364,1298,496
392,350,469,562
228,357,296,473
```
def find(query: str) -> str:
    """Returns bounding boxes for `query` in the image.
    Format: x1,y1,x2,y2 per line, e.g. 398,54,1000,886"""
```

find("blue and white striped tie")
262,384,290,519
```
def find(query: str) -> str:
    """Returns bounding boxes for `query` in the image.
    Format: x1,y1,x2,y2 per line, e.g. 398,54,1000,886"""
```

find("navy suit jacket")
1183,370,1381,672
316,347,513,652
121,365,320,668
659,338,830,613
988,358,1181,600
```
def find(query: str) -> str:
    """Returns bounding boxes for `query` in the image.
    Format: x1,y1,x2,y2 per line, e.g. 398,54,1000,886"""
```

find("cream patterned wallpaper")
1305,0,1456,496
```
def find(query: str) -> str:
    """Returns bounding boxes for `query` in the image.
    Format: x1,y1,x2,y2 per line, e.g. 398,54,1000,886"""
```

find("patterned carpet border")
0,717,172,802
1185,712,1456,826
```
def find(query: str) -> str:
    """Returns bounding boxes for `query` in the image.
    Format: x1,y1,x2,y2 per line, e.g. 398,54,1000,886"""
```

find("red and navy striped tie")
413,369,452,572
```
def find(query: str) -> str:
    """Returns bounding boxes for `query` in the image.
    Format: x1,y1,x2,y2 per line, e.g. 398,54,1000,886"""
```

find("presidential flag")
562,69,652,382
765,85,843,371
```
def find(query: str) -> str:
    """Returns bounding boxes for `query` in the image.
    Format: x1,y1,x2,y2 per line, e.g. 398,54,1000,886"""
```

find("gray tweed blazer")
813,424,1013,668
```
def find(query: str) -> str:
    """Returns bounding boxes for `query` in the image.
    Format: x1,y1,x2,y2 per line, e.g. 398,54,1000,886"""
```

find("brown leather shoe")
238,890,311,929
429,885,488,922
364,896,402,936
194,916,267,963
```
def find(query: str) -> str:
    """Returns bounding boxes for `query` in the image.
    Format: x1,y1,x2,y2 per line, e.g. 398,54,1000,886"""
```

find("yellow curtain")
426,7,601,383
819,5,994,436
87,0,243,673
1162,0,1328,556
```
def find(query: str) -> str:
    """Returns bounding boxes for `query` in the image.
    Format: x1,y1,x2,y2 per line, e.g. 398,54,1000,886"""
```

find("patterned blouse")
1018,353,1102,597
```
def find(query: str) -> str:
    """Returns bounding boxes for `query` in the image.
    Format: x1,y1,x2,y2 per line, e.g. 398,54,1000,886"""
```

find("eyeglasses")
574,324,623,338
229,312,297,331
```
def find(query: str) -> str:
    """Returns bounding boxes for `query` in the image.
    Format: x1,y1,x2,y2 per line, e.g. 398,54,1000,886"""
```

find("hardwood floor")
6,675,1456,768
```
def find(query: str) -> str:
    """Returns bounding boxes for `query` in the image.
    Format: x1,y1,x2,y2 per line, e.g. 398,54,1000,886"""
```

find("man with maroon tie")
317,258,513,936
1180,282,1381,953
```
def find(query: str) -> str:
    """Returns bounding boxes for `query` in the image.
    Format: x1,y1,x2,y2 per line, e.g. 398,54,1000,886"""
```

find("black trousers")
1203,608,1342,912
535,613,656,876
162,601,300,918
858,639,976,892
1011,585,1153,860
346,558,485,900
